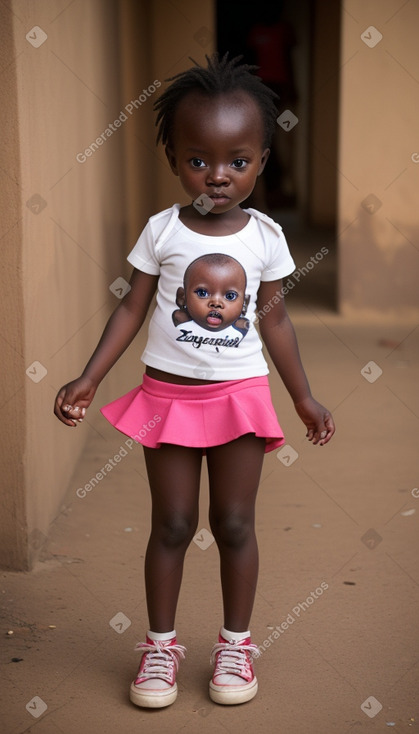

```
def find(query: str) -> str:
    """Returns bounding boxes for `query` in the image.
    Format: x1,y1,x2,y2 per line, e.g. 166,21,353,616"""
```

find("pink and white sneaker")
209,633,259,704
130,635,186,708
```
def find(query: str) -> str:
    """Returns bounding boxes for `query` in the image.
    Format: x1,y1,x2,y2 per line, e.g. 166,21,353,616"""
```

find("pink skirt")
100,374,285,453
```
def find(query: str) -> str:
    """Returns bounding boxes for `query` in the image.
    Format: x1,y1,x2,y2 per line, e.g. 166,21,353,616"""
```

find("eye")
195,288,209,298
225,291,239,301
190,158,206,168
231,159,247,169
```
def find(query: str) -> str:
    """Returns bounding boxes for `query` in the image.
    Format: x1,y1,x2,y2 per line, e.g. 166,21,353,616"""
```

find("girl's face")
166,91,270,214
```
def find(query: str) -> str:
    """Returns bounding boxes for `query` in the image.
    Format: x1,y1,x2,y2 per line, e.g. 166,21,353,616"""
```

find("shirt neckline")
174,203,256,241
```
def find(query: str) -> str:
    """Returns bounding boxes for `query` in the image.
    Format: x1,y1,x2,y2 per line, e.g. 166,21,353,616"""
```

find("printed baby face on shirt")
172,254,250,332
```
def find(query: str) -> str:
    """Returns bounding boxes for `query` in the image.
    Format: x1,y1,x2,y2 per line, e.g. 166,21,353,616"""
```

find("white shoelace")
134,641,186,683
210,641,259,677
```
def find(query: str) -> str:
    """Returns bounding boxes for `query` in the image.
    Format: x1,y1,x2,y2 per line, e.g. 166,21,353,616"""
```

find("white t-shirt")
127,204,295,380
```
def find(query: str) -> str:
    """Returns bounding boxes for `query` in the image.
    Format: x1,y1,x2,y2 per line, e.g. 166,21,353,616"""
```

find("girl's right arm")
54,269,158,427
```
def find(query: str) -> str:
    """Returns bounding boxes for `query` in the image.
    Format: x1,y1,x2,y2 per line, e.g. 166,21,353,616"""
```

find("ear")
241,294,251,315
165,146,179,176
175,286,186,308
257,148,270,176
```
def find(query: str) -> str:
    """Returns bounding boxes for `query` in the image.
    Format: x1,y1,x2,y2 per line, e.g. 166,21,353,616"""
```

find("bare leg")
143,444,202,633
206,434,265,632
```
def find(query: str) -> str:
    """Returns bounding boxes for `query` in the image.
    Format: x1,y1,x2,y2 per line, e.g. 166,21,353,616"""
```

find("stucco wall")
15,0,130,570
0,2,27,570
0,0,134,569
338,0,419,317
0,0,214,570
150,0,216,212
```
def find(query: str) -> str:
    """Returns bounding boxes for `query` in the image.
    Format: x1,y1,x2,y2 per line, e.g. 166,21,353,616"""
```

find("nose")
209,293,223,308
206,164,229,186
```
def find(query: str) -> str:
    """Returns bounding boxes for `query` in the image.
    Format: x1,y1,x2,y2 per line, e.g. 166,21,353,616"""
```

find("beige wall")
120,0,215,231
1,0,129,570
0,3,27,570
0,0,214,570
150,0,216,213
338,0,419,317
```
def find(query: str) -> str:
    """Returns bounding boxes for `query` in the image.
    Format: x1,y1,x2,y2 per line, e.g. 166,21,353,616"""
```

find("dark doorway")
216,0,339,311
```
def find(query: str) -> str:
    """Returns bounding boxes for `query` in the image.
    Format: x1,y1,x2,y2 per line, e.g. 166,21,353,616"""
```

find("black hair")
154,53,279,149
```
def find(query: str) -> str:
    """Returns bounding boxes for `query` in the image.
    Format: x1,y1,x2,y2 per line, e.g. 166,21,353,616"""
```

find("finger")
68,406,86,416
325,413,335,433
319,415,335,445
65,405,86,423
321,431,333,445
318,429,328,446
74,406,86,422
54,394,79,427
54,405,77,426
306,428,314,441
54,391,66,411
311,425,328,445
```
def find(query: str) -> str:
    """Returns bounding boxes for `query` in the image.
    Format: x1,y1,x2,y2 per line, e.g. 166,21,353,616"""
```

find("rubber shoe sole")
130,681,178,708
209,676,258,705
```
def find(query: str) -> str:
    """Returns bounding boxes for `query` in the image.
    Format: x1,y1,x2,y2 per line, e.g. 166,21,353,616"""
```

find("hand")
294,396,335,446
54,376,97,427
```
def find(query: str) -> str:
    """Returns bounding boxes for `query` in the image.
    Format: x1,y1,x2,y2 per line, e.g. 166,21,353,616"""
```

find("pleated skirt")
100,373,285,453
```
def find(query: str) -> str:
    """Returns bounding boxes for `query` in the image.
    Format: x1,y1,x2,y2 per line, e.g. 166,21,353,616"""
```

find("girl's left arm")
257,280,335,446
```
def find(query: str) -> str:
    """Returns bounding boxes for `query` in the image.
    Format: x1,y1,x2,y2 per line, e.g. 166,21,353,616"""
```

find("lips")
207,310,223,326
209,193,230,205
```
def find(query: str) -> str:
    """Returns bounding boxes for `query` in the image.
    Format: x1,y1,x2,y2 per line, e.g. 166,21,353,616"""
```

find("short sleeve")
127,220,161,275
260,227,296,281
244,208,295,282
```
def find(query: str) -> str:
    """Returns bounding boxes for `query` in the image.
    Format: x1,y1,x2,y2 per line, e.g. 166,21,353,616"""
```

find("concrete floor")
1,296,418,732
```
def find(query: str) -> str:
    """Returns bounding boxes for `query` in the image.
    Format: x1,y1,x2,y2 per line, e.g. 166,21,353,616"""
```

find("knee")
210,514,254,549
155,514,197,549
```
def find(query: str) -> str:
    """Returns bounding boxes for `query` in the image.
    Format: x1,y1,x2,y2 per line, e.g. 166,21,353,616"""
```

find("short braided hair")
154,53,279,149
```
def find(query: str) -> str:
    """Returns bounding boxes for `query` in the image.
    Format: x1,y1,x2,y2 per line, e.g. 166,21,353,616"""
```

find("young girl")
54,54,335,709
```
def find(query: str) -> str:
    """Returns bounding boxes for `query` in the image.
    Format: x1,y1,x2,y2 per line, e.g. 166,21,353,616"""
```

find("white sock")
147,629,176,642
221,626,250,643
